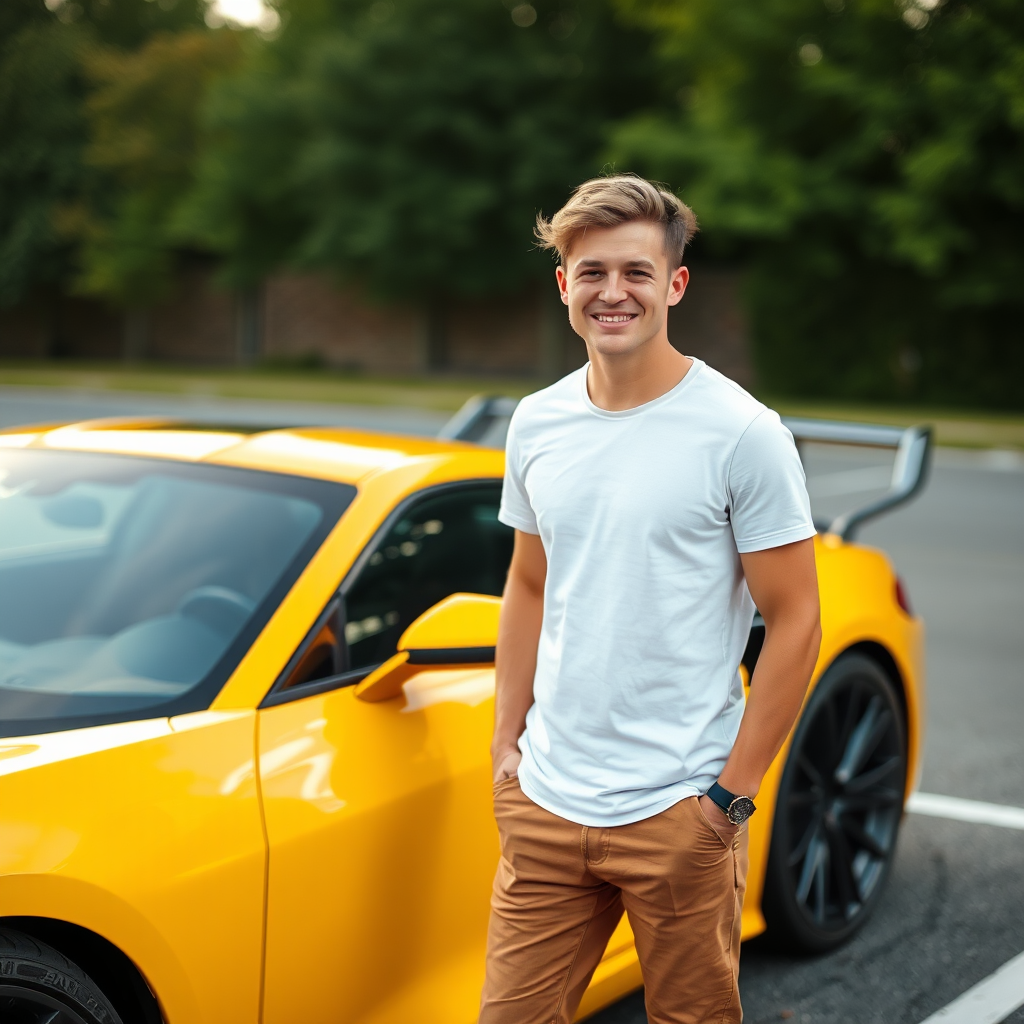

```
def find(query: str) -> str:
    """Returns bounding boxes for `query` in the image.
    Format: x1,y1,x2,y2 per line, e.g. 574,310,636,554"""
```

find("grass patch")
0,360,537,413
765,397,1024,451
1,361,1022,449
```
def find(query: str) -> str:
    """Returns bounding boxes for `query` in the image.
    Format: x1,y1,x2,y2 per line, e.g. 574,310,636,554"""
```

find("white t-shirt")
499,358,816,827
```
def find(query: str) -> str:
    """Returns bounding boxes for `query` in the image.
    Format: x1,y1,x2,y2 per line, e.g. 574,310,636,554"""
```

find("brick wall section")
669,267,754,389
0,296,121,360
0,266,754,388
0,266,235,364
148,264,236,363
445,290,541,375
263,274,423,373
0,302,48,358
60,298,122,360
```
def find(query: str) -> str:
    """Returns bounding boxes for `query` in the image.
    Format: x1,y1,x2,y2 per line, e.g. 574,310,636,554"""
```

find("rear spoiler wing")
440,396,933,542
438,395,521,448
783,418,932,540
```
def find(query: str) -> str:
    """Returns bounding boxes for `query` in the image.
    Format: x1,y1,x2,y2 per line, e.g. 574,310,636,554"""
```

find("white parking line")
907,792,1024,830
917,949,1024,1024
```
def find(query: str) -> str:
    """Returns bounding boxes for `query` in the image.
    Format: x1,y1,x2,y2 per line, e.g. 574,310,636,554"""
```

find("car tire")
762,652,908,953
0,926,124,1024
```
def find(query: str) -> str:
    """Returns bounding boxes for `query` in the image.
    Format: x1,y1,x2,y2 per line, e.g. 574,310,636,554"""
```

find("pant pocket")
693,796,740,850
492,773,520,795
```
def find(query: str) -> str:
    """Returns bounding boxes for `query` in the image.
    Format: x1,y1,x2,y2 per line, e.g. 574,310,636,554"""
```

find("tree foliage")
69,29,243,306
45,0,208,49
2,0,1022,406
0,20,89,306
611,0,1024,407
0,0,211,309
181,0,658,298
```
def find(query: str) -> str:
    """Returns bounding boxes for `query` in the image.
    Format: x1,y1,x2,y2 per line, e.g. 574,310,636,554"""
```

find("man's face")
556,220,688,359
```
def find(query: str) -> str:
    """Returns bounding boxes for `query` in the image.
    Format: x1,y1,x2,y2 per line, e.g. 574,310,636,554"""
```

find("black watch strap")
707,781,737,813
707,781,756,824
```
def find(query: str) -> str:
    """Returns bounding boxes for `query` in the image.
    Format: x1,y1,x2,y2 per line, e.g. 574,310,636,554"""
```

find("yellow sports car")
0,404,929,1024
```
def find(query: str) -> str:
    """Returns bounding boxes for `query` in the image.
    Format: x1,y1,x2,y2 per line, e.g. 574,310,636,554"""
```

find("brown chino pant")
480,778,748,1024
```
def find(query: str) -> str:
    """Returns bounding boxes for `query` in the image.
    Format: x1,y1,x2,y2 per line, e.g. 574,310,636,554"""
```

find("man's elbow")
766,596,821,660
505,565,546,604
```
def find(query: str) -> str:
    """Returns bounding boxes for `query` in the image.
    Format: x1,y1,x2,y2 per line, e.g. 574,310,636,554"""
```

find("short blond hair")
535,174,698,267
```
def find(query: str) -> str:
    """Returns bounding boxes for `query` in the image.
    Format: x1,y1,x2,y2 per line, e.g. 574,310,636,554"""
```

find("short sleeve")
728,410,816,553
499,412,539,534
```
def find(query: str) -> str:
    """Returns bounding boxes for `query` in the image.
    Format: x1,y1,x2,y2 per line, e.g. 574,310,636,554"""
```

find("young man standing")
480,176,822,1024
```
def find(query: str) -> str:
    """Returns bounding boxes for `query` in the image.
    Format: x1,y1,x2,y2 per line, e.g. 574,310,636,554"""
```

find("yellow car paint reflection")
0,421,924,1024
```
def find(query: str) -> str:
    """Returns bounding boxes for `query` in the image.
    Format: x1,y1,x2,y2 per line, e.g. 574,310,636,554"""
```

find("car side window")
343,484,513,670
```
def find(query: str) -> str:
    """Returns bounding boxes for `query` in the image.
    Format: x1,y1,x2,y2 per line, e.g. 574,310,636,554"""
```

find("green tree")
0,21,89,308
70,29,243,309
181,0,658,361
0,0,212,313
46,0,208,50
611,0,1024,408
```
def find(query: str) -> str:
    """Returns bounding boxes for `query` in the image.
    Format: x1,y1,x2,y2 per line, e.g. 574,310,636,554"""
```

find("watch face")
728,796,756,824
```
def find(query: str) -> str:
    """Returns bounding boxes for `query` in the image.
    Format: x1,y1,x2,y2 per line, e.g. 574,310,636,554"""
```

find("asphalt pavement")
2,386,1022,1024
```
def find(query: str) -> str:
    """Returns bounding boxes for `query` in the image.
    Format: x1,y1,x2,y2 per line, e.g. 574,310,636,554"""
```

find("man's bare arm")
702,537,821,825
491,530,547,783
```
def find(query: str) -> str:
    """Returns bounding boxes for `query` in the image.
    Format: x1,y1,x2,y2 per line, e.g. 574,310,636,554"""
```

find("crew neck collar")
580,357,705,419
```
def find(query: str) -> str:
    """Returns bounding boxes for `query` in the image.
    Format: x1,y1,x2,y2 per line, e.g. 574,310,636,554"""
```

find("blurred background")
2,6,1023,1021
1,0,1022,415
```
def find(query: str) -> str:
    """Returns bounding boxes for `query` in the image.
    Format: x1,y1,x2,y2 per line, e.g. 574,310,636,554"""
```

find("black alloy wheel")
0,928,122,1024
0,985,95,1024
763,652,908,952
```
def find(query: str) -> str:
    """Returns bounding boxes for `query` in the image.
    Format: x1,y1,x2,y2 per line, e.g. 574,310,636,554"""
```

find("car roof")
0,418,492,484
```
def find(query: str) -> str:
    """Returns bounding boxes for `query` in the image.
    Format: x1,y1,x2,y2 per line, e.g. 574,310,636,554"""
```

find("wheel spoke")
795,830,826,903
0,996,80,1024
787,789,820,808
844,787,902,811
841,816,888,859
788,812,822,867
798,754,824,788
826,821,860,913
844,755,902,794
838,684,863,750
813,843,828,923
834,697,891,785
860,708,893,765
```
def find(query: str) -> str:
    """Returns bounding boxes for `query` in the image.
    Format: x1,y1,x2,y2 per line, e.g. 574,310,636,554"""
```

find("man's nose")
599,273,629,303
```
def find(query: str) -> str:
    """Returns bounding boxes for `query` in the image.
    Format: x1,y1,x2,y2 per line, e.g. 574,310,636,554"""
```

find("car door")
257,482,513,1024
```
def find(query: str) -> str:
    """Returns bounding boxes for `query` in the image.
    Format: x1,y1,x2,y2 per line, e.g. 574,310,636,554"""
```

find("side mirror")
353,593,501,703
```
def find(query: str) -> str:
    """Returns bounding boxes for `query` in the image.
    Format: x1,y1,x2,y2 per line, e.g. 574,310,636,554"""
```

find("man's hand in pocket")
493,748,522,785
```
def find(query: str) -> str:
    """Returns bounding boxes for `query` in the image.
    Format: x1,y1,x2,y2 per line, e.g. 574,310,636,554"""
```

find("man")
480,175,822,1024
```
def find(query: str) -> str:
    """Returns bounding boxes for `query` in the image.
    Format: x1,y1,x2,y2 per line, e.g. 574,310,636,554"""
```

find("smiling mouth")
592,313,638,323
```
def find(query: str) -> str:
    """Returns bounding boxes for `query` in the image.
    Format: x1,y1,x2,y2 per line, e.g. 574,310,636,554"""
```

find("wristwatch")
707,781,756,825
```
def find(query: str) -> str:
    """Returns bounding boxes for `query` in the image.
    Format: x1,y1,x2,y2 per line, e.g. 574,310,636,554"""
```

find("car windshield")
0,447,355,737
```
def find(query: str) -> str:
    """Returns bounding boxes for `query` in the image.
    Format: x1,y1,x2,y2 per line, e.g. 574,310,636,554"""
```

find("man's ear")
667,265,689,307
555,266,570,306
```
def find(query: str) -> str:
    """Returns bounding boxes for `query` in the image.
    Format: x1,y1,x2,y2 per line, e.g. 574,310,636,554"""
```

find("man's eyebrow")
573,258,658,269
